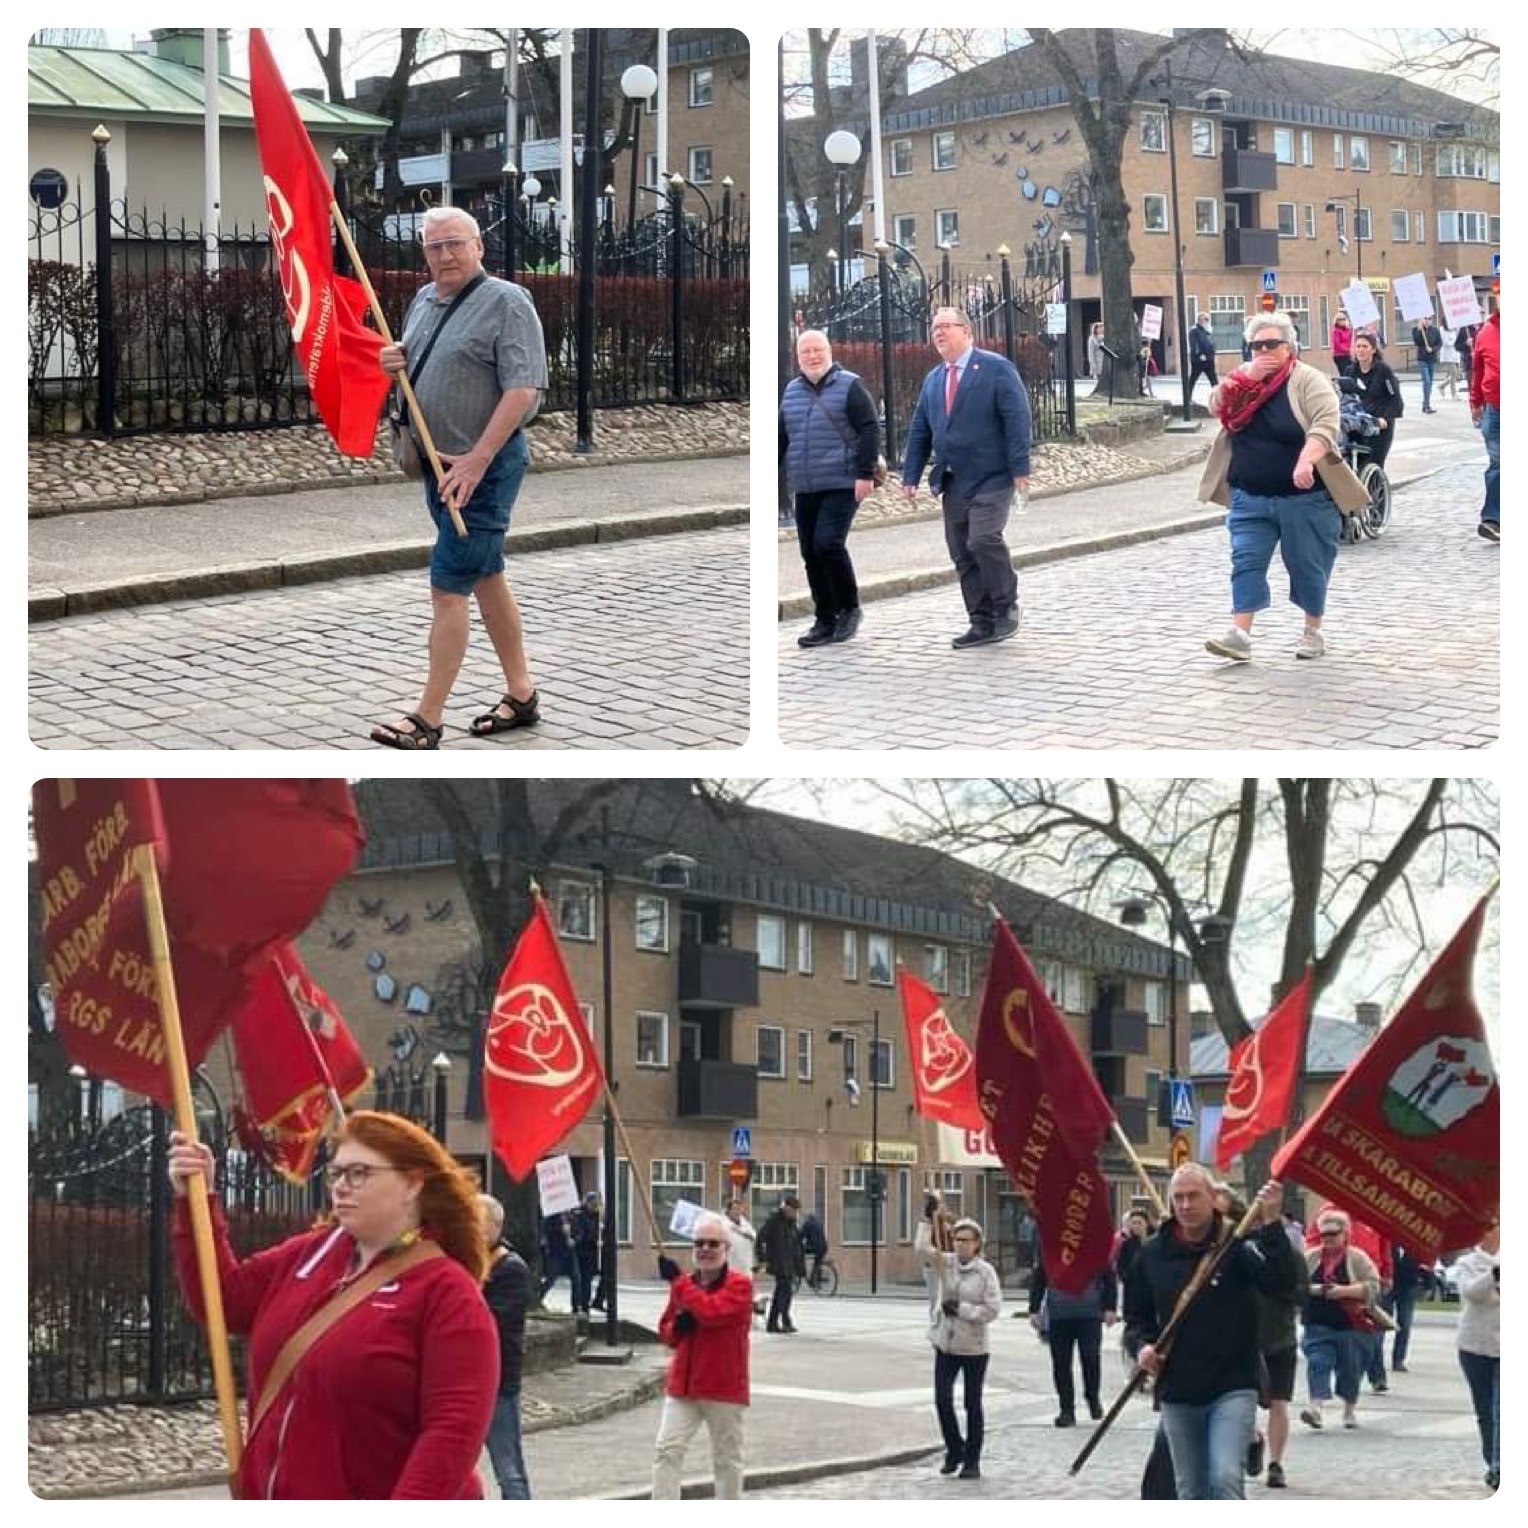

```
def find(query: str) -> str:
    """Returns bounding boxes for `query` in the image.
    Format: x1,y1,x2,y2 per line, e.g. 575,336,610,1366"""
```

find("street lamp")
430,1052,451,1144
1325,192,1366,281
1116,893,1185,1132
620,63,658,237
827,1012,883,1294
1152,81,1194,424
824,128,862,297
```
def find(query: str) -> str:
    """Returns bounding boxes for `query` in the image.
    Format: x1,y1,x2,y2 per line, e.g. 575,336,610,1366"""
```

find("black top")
1227,382,1305,497
1352,358,1403,426
483,1243,533,1392
1412,323,1443,360
1303,1250,1356,1331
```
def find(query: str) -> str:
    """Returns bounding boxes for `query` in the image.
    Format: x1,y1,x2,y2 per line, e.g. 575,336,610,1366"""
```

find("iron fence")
29,152,748,440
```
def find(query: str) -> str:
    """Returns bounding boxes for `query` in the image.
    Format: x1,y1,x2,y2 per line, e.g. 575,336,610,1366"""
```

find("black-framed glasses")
692,1238,724,1250
324,1163,402,1191
1249,338,1287,352
1319,1227,1344,1236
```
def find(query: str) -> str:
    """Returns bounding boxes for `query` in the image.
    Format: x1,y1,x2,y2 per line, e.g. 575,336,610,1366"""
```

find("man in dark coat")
1187,313,1220,398
570,1191,604,1314
1412,316,1444,413
758,1195,805,1334
479,1195,534,1499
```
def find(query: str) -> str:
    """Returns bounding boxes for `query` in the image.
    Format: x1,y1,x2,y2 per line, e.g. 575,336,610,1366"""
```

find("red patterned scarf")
1214,353,1297,432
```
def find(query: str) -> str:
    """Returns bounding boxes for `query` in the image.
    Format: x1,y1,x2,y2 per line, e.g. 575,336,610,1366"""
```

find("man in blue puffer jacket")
779,330,881,647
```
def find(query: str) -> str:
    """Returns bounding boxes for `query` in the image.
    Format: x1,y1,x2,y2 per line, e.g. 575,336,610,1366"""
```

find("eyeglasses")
1248,338,1287,352
324,1163,402,1191
423,237,471,255
930,322,968,334
692,1238,724,1250
1319,1227,1344,1236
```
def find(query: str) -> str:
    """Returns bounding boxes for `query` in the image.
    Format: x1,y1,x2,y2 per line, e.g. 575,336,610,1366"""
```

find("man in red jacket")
651,1211,754,1498
1469,290,1500,542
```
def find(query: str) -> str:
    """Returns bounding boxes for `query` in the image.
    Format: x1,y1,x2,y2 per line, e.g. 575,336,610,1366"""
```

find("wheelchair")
1335,378,1392,544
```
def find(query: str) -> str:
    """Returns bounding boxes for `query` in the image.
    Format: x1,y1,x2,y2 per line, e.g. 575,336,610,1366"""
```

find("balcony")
1224,227,1280,268
1221,146,1278,193
451,147,510,185
1091,1006,1148,1056
677,1058,758,1119
1111,1096,1149,1141
678,942,759,1010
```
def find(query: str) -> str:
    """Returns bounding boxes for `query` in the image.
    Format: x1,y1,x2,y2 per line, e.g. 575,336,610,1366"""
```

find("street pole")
574,28,601,454
1162,96,1192,423
501,164,517,280
836,168,848,293
877,244,897,463
1061,231,1077,436
599,807,620,1347
870,1007,880,1296
1355,188,1364,282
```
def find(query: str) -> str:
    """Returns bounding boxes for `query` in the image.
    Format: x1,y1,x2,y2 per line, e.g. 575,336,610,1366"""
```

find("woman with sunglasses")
1298,1208,1381,1433
652,1212,754,1498
167,1112,497,1499
1198,310,1369,663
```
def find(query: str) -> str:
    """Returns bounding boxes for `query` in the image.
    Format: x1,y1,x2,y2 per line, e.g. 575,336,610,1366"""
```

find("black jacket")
483,1242,533,1392
758,1209,805,1277
1352,357,1404,425
1412,323,1443,361
1123,1214,1300,1406
1190,324,1217,364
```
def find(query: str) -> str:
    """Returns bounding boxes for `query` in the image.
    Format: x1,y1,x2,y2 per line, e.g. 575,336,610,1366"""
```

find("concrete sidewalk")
30,454,748,620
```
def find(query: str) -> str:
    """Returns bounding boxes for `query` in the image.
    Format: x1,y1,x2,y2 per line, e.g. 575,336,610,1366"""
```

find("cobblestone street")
779,463,1497,750
29,527,748,750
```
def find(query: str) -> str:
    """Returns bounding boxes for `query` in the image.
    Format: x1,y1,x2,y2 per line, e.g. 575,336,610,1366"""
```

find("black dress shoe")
828,607,862,643
798,621,834,648
782,1321,798,1333
952,626,995,649
990,613,1020,643
940,1456,962,1476
1053,1412,1076,1428
958,1464,981,1480
1087,1396,1103,1421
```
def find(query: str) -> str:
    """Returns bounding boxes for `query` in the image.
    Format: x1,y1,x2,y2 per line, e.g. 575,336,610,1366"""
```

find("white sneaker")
1295,628,1326,660
1205,625,1253,661
1342,1405,1359,1429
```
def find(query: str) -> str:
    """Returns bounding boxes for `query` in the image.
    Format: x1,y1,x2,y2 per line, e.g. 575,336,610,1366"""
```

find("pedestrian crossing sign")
731,1126,752,1158
1170,1079,1195,1127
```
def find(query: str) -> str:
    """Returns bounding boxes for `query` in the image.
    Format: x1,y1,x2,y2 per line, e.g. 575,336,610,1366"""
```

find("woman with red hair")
168,1111,497,1499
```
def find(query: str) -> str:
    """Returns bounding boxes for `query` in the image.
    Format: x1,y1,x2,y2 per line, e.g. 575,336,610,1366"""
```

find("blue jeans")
1159,1388,1257,1499
486,1388,531,1498
1480,404,1499,524
1226,486,1341,618
1418,358,1435,410
1459,1349,1499,1474
1302,1325,1361,1404
1384,1285,1417,1366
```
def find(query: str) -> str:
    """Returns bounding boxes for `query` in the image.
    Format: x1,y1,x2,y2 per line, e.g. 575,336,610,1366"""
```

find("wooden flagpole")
603,1085,664,1252
326,203,467,538
134,845,244,1486
1111,1120,1168,1220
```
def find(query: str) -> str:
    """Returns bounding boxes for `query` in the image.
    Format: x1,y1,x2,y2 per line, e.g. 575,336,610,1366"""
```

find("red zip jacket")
658,1264,753,1405
1470,311,1500,409
173,1199,497,1498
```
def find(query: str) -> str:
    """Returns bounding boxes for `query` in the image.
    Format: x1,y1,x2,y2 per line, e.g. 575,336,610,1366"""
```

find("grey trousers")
942,485,1018,626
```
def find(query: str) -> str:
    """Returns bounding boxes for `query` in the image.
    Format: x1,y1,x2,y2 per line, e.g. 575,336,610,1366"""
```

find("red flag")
485,897,604,1180
32,779,363,1104
232,944,371,1181
247,30,391,456
898,968,983,1130
1273,897,1498,1258
1215,968,1312,1170
974,919,1114,1292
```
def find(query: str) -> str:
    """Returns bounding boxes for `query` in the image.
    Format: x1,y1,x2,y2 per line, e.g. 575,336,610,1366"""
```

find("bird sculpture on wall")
1052,127,1071,144
358,896,385,918
972,129,989,147
424,899,454,922
1008,128,1024,144
991,151,1009,167
329,928,357,949
383,911,412,935
1026,135,1045,154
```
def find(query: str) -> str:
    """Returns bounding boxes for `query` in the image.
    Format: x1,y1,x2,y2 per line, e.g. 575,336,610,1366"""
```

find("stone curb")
28,445,750,520
599,1442,945,1500
30,502,749,623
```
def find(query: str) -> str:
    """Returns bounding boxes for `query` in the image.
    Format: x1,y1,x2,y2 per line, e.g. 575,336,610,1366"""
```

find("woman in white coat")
1455,1224,1500,1490
916,1210,1002,1479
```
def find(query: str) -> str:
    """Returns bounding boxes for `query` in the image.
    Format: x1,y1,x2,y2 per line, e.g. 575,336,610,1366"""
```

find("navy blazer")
902,347,1032,498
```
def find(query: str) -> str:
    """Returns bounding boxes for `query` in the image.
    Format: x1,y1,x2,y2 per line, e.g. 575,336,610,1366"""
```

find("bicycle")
1335,380,1392,544
794,1256,840,1296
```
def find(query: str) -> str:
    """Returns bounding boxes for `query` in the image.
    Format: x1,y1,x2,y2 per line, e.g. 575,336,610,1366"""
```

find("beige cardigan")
1198,360,1371,513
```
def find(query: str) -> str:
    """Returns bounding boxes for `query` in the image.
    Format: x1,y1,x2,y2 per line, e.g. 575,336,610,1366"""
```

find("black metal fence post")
331,150,353,279
147,1105,169,1399
91,125,115,437
1061,231,1077,437
502,165,517,280
720,177,733,281
877,244,897,465
669,176,686,404
998,246,1017,366
939,245,953,309
574,27,601,453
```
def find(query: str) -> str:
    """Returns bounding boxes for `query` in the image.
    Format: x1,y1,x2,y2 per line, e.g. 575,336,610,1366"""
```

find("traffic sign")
731,1126,752,1158
727,1158,751,1187
1492,252,1500,277
1170,1130,1192,1169
1261,268,1278,293
1170,1078,1196,1128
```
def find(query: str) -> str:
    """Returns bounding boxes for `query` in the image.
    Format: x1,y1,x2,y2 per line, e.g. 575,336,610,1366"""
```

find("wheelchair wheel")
1359,463,1391,539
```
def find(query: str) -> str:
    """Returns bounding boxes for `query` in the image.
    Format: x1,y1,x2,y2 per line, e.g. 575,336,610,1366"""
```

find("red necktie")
945,362,958,416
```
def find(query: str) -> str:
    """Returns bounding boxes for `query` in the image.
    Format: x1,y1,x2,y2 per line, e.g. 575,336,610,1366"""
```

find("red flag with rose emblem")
898,967,983,1130
247,29,391,455
485,896,604,1180
1214,967,1311,1171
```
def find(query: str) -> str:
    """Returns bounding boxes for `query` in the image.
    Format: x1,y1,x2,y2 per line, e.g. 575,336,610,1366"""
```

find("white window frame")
867,932,894,986
797,920,814,976
1194,197,1219,236
1283,293,1312,349
954,949,972,999
752,1162,800,1214
924,943,949,994
1488,152,1499,184
841,1166,876,1246
635,1010,670,1068
757,914,786,971
757,1024,787,1079
1390,209,1410,243
688,65,713,108
652,1159,704,1245
1350,135,1370,172
687,145,713,185
1144,981,1168,1026
635,893,669,952
1388,141,1406,175
1490,213,1501,245
1355,206,1373,242
870,1036,895,1090
1190,117,1215,157
1303,203,1316,239
1140,108,1167,153
1300,129,1314,166
1209,294,1246,354
796,1028,814,1082
932,130,957,172
897,1166,913,1243
1414,210,1426,244
935,208,960,248
842,928,859,982
892,212,917,249
1276,201,1298,239
890,138,913,177
1142,193,1169,233
1437,143,1488,180
556,879,596,941
1272,127,1294,165
1410,142,1423,177
644,150,658,186
1333,133,1344,170
932,1168,963,1218
1439,210,1489,244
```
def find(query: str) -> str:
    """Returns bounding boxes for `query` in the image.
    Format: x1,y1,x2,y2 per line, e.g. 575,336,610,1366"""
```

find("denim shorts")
425,431,529,594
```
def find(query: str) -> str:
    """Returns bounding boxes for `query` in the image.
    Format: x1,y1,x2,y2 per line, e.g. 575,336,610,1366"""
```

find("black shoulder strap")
804,373,860,452
406,271,488,387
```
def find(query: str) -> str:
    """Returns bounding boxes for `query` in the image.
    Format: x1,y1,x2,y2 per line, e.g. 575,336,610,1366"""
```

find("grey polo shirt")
401,275,548,456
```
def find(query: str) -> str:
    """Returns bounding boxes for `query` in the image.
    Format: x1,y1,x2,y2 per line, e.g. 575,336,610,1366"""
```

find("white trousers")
651,1395,746,1499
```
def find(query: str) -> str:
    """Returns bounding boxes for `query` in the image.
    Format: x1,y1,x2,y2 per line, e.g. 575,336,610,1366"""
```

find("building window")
1142,194,1169,233
797,921,814,976
890,138,913,177
935,208,960,247
1194,197,1219,235
954,949,972,998
1190,117,1215,157
1436,144,1488,179
1390,209,1410,242
1283,294,1311,349
1273,127,1294,165
1303,203,1316,239
797,1028,813,1081
1488,152,1500,184
1276,201,1297,238
842,929,859,981
1414,211,1425,244
614,1159,633,1244
635,894,669,952
867,932,894,985
1140,108,1167,153
757,1025,786,1079
871,1036,894,1089
892,212,917,249
1440,210,1489,243
924,943,949,993
1410,142,1423,176
842,1032,859,1083
1388,141,1406,175
751,1161,800,1216
644,151,658,186
932,1168,963,1218
1300,129,1314,166
652,1159,704,1244
1333,204,1348,243
1350,136,1370,172
1319,294,1330,344
898,1166,913,1243
688,66,713,108
841,1167,879,1245
757,914,786,970
1039,960,1087,1013
636,1011,669,1068
1333,133,1344,170
932,131,957,171
688,145,713,184
557,880,596,941
1144,981,1168,1026
1490,214,1501,244
1355,207,1372,241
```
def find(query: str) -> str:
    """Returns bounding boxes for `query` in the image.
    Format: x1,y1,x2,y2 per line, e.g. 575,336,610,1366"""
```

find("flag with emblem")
484,895,604,1180
1214,967,1311,1170
898,967,983,1130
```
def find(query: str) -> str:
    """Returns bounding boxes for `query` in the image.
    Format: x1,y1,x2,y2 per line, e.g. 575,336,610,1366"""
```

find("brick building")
827,30,1498,372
